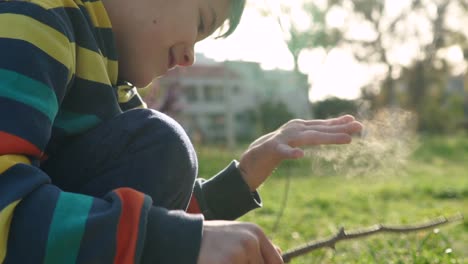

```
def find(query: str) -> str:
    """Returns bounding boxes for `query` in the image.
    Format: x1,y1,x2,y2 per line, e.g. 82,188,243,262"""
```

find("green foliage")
257,101,295,134
412,132,468,162
267,1,343,73
312,97,358,119
338,0,468,133
419,93,466,133
197,134,468,263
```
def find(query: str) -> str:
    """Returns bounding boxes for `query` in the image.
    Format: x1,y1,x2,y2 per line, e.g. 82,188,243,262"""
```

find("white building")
153,54,310,145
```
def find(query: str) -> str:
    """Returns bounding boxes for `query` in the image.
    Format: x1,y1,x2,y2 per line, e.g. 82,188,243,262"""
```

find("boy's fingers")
258,235,284,264
327,115,356,125
276,144,304,159
303,115,356,126
291,131,352,146
250,132,275,148
275,245,282,255
248,244,265,264
306,121,363,134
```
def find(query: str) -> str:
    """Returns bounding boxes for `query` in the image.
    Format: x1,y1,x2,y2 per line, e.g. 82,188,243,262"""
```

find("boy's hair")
218,0,246,38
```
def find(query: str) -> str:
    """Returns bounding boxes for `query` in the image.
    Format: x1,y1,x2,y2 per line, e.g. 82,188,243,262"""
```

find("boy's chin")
123,71,155,88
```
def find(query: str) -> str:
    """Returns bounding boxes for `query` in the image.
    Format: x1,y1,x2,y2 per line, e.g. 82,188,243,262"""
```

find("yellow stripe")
0,13,74,74
0,155,31,174
117,87,134,103
29,0,116,84
33,0,79,10
82,1,112,28
76,46,111,84
136,102,148,109
0,200,21,262
104,58,118,85
90,55,117,85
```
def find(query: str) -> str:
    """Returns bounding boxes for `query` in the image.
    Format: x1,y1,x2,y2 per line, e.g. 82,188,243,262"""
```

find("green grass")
196,134,468,264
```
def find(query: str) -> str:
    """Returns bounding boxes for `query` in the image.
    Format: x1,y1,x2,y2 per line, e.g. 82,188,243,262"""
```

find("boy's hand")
198,221,283,264
239,115,363,191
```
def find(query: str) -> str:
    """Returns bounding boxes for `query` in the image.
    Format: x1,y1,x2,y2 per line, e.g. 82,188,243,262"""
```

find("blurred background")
141,0,468,147
140,1,468,263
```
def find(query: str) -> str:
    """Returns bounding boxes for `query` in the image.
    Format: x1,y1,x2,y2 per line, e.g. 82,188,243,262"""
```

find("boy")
0,0,363,263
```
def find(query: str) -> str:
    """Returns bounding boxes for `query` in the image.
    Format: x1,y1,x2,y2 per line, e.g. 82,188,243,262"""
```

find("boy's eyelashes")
197,7,218,40
198,9,205,34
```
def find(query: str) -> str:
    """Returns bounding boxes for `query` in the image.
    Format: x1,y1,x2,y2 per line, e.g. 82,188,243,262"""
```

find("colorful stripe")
0,69,59,121
74,196,120,263
1,175,61,263
0,39,70,100
0,0,154,262
117,85,137,103
0,155,31,174
134,195,153,263
60,76,122,120
0,13,74,71
118,85,147,111
0,97,52,153
94,27,119,60
0,2,75,46
104,57,118,85
186,196,202,214
76,46,112,84
0,132,43,157
54,110,101,133
0,200,21,263
81,0,112,28
114,188,145,264
33,0,80,10
44,192,93,264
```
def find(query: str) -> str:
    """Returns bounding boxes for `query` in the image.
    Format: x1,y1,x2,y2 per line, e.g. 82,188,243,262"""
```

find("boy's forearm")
1,162,204,263
189,160,262,220
141,207,204,264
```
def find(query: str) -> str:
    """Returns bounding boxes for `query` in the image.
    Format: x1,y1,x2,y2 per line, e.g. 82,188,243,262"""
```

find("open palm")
238,115,363,191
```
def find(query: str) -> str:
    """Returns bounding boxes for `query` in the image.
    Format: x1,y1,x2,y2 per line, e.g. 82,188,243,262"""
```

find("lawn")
196,133,468,263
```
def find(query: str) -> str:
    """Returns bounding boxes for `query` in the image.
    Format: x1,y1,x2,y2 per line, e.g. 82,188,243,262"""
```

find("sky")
195,3,373,102
196,1,467,102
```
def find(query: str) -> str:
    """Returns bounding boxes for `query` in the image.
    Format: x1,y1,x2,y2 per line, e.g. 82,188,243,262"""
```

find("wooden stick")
282,213,464,263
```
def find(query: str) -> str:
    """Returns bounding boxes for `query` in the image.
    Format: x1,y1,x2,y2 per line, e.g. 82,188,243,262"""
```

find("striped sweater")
0,0,261,263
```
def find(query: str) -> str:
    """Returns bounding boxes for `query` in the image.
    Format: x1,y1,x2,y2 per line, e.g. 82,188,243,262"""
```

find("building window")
184,85,198,102
203,85,224,102
232,85,240,95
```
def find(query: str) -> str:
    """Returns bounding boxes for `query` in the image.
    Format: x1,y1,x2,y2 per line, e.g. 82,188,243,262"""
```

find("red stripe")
186,195,202,214
0,131,42,157
114,188,145,264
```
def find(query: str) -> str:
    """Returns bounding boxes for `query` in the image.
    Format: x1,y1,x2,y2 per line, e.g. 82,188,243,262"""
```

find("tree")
312,97,358,119
259,0,344,118
257,101,294,134
273,1,342,74
338,0,468,131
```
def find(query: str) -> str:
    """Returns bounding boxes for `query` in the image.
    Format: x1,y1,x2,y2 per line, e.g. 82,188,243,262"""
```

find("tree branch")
282,214,464,263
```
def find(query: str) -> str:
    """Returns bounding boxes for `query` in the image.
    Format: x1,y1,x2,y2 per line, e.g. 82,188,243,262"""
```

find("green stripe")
45,192,93,264
54,110,101,133
0,68,58,121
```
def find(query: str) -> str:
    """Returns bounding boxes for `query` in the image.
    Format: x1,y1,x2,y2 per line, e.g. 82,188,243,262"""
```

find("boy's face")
103,0,231,87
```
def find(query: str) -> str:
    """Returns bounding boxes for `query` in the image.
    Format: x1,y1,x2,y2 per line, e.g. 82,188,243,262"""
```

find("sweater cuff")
141,207,204,264
200,160,262,220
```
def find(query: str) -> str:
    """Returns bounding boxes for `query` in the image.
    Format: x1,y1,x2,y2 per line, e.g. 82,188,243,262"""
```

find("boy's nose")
176,45,194,67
